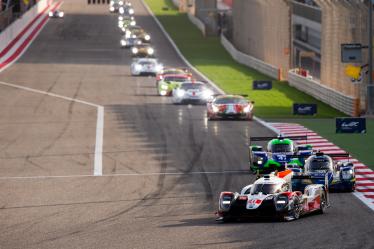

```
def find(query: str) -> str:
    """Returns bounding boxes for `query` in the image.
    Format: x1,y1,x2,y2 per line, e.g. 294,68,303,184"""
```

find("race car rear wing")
292,173,329,192
250,135,308,142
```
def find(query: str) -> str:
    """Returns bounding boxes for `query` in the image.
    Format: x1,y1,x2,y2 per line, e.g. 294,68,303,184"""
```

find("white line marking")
94,106,104,176
0,170,247,180
0,81,104,176
353,192,374,211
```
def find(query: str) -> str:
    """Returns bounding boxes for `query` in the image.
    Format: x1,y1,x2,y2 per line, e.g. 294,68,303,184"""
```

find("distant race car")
109,0,123,13
131,44,155,57
206,95,254,121
172,82,214,104
121,36,142,48
249,135,313,175
131,58,163,76
119,3,134,15
48,10,64,18
156,68,192,82
216,170,329,222
118,15,136,31
157,74,191,96
124,26,151,43
292,152,356,192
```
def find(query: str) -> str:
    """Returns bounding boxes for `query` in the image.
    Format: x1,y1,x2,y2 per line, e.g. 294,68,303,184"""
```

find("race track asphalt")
0,1,373,248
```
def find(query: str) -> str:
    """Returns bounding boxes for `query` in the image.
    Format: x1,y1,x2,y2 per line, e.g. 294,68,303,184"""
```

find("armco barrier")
188,13,206,36
0,0,51,52
288,69,358,116
220,34,279,80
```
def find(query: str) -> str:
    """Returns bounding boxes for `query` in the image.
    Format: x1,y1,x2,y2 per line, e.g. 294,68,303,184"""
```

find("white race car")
172,82,214,104
131,58,163,76
217,170,329,222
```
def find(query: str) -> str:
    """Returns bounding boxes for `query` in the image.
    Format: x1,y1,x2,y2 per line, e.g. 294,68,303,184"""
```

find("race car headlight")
119,7,124,14
275,195,289,210
176,90,185,98
118,16,124,21
160,90,167,96
118,20,124,26
132,48,138,54
243,104,252,113
147,48,154,55
161,84,169,90
120,40,127,46
48,12,53,17
130,20,136,26
129,8,134,15
58,12,64,17
202,89,213,99
109,6,115,11
144,35,151,41
110,0,114,4
119,0,124,5
135,64,142,71
342,169,354,180
212,105,219,113
257,160,263,165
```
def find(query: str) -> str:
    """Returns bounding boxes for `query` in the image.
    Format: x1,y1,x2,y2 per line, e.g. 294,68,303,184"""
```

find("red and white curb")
0,1,63,73
269,122,374,211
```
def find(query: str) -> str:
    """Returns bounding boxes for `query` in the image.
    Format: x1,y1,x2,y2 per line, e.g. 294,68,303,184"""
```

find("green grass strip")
144,0,345,118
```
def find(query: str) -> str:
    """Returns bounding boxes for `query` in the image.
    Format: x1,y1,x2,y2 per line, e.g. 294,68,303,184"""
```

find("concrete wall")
289,69,359,116
0,0,51,52
221,34,280,80
232,0,291,79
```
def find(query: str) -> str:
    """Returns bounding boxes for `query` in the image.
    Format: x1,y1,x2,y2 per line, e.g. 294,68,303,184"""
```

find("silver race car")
131,58,163,76
172,82,214,104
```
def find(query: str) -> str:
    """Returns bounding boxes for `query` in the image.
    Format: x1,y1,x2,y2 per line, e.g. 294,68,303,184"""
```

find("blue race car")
292,152,355,192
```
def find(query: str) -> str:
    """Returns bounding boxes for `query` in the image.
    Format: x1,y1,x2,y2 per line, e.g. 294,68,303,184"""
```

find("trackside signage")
293,104,317,115
253,80,272,90
336,117,366,133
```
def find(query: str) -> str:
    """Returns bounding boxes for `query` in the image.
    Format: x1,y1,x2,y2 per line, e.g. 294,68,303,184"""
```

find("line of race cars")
216,135,356,222
110,1,255,119
110,1,356,222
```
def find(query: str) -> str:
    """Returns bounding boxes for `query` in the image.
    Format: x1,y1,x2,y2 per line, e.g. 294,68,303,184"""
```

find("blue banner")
253,80,272,90
336,117,366,133
293,104,317,115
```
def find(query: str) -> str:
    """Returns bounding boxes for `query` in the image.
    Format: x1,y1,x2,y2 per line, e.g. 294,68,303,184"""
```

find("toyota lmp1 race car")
249,135,313,175
157,74,192,96
291,152,356,192
130,58,163,76
216,170,329,222
172,82,214,104
48,10,64,18
206,95,254,121
131,44,155,57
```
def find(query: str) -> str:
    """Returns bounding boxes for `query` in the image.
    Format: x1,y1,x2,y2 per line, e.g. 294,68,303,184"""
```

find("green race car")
157,74,192,96
249,135,313,175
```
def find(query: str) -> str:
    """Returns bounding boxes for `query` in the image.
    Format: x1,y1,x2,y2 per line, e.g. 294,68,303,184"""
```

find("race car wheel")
287,197,301,221
318,192,327,214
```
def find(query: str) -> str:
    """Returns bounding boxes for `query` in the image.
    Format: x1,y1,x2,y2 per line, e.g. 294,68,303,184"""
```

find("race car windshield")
214,97,247,105
139,61,155,65
180,83,204,90
271,144,292,153
309,159,332,171
250,183,282,195
164,77,188,82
